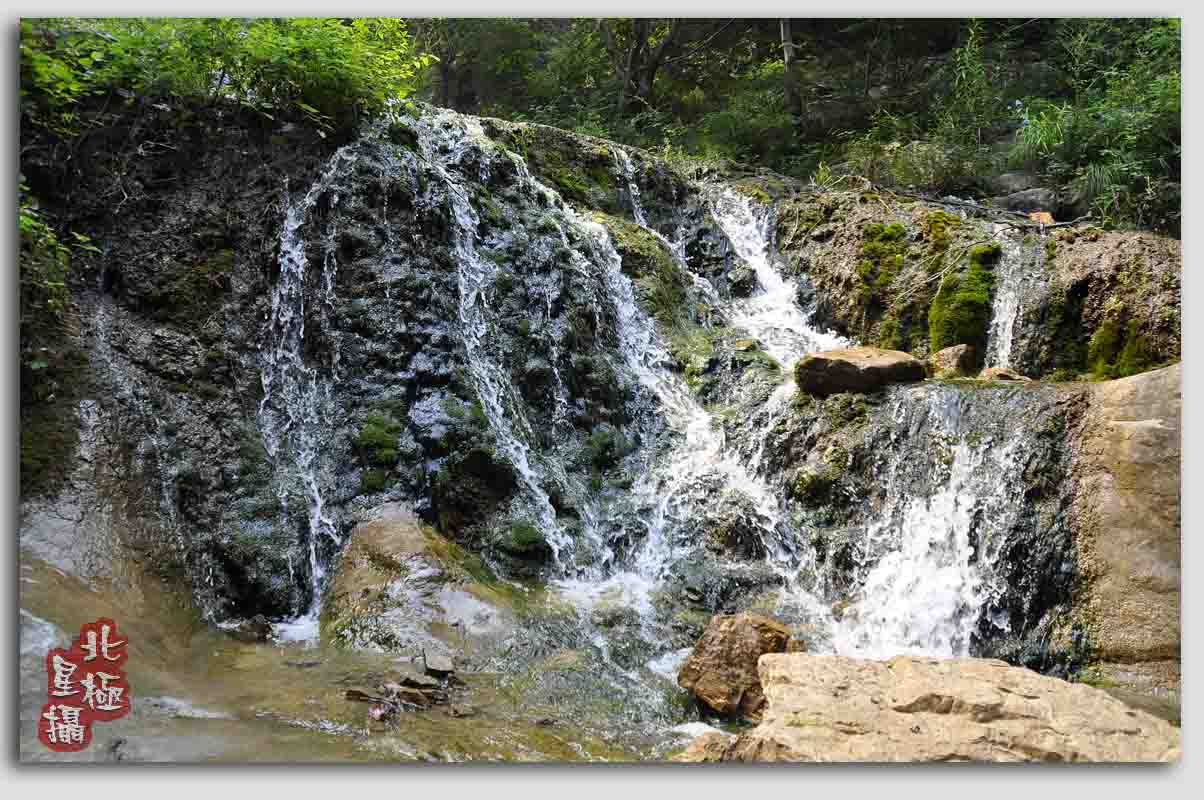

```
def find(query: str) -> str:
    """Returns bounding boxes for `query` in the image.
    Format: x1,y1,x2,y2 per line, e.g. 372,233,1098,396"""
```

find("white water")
709,189,848,369
612,148,647,227
412,113,571,563
258,148,355,639
984,225,1039,370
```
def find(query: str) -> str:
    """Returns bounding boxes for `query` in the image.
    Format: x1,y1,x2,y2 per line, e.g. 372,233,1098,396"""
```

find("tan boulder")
926,344,975,377
319,503,515,658
1070,364,1180,691
677,613,790,721
676,654,1180,763
794,346,926,397
978,366,1032,382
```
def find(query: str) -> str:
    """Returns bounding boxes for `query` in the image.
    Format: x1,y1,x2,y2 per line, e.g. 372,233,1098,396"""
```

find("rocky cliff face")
19,101,1181,726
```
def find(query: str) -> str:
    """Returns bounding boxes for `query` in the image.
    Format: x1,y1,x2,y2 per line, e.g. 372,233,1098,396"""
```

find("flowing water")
257,148,362,642
20,109,1072,761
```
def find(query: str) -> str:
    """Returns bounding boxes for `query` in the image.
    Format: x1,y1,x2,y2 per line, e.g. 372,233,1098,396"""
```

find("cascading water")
709,188,848,369
983,225,1047,370
257,148,356,641
829,411,1024,658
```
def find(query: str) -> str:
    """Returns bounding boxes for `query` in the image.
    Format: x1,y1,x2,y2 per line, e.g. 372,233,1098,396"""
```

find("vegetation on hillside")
411,18,1180,235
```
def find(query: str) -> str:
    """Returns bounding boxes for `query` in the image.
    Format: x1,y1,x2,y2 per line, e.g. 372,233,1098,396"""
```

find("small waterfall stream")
257,148,357,641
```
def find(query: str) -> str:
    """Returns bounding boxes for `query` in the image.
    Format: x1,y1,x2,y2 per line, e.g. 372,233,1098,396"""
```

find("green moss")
928,242,999,353
856,222,909,310
1044,237,1057,261
359,469,388,494
357,413,402,466
733,182,771,204
585,428,629,470
1089,318,1159,379
20,346,87,499
148,249,234,325
500,522,551,560
599,213,685,327
920,210,961,254
237,426,271,486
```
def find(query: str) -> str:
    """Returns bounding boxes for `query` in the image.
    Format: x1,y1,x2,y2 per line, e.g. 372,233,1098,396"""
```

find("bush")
1009,19,1180,233
21,18,433,134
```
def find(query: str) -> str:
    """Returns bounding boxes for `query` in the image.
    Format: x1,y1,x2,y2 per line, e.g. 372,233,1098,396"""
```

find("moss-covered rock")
928,241,1000,354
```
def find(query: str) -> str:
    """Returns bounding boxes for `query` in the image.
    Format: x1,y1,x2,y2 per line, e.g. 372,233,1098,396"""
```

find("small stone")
978,367,1032,382
396,669,442,690
732,339,759,352
927,344,975,378
728,265,757,297
678,612,791,721
423,650,455,677
227,614,272,643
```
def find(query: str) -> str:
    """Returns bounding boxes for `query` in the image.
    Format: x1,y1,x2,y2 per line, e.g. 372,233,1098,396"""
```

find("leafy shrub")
21,18,433,134
1010,19,1180,233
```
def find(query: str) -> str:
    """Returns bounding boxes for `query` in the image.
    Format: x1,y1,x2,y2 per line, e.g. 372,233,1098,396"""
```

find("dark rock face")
794,346,926,397
991,187,1058,213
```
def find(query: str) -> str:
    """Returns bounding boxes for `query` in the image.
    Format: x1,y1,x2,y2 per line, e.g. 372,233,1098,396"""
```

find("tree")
780,19,802,119
598,19,682,117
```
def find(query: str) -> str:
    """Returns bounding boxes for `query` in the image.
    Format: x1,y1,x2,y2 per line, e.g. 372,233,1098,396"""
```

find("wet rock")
986,172,1042,196
728,265,757,297
927,344,975,378
226,614,272,643
794,347,926,397
677,613,790,721
978,367,1032,382
697,490,770,560
320,503,515,659
991,187,1058,214
677,654,1180,762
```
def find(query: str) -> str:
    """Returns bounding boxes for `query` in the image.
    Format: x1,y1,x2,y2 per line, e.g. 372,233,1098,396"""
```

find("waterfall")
709,188,848,369
410,115,571,564
257,147,356,641
984,225,1045,370
612,147,647,226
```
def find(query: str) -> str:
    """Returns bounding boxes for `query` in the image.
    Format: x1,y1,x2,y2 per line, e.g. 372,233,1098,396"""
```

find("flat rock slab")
794,347,926,397
675,654,1180,762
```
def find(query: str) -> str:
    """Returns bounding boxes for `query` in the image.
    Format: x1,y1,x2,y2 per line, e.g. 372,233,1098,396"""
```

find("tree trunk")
781,19,802,119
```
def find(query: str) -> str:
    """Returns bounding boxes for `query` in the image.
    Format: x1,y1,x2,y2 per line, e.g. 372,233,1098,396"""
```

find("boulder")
675,654,1180,762
978,367,1032,382
319,503,515,659
794,347,926,397
677,613,790,721
1070,364,1181,693
927,344,975,377
986,171,1042,195
991,187,1057,214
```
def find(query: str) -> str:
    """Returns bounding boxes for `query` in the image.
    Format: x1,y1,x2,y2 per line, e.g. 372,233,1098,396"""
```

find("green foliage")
1010,19,1180,233
928,241,1000,352
20,18,432,134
